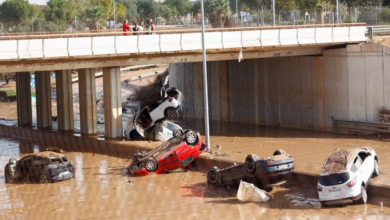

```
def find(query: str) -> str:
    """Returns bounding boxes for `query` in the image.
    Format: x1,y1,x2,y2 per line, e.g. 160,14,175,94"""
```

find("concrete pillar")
35,71,52,128
56,70,74,131
78,68,97,134
16,72,32,126
103,67,122,138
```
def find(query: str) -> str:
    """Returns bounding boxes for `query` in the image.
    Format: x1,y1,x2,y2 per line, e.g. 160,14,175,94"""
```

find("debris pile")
236,181,273,203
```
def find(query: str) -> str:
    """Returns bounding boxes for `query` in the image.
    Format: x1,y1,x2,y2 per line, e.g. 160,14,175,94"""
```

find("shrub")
0,90,17,102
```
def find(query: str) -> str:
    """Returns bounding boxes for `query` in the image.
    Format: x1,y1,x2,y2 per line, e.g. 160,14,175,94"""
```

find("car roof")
321,147,374,175
22,151,66,159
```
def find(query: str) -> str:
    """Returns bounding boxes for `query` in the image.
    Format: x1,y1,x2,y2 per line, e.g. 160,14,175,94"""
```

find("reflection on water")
1,136,390,219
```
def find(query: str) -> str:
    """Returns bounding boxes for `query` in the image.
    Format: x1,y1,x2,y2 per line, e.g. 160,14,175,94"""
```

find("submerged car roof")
321,147,374,175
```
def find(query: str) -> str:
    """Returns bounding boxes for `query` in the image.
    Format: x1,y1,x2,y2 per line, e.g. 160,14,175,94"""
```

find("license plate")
329,189,341,193
278,164,289,170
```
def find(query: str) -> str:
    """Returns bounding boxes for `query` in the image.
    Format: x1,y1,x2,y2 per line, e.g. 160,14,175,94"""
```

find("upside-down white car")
317,147,379,206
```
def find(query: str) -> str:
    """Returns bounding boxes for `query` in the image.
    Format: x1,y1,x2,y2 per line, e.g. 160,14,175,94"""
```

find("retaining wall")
169,45,390,131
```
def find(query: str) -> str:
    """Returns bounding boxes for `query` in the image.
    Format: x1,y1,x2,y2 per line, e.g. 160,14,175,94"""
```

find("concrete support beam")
56,70,74,131
35,71,52,128
78,68,97,134
16,72,32,126
103,67,122,138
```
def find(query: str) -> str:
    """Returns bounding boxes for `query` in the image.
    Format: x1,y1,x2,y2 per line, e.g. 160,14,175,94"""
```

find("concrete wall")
169,45,390,132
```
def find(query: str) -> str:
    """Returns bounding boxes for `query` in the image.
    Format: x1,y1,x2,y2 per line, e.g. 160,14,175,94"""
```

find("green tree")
0,0,40,28
121,0,140,23
163,0,190,16
91,0,127,21
161,4,178,21
136,0,159,21
45,0,75,29
86,6,106,30
205,0,227,27
240,0,270,26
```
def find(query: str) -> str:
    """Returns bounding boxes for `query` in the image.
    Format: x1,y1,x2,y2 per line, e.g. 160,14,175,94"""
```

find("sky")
0,0,49,4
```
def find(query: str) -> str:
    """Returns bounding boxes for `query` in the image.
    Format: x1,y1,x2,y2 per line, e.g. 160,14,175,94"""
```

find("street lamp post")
272,0,275,26
113,0,116,32
336,0,339,24
200,0,211,152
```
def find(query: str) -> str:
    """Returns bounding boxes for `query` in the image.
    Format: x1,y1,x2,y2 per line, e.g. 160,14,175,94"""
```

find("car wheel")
173,128,184,137
130,130,141,140
244,154,259,176
185,131,198,145
165,107,178,119
373,159,379,177
358,185,367,204
39,172,52,184
273,149,287,156
144,158,158,172
207,166,220,186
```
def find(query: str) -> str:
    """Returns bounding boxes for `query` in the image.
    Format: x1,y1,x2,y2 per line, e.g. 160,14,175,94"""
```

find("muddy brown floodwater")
1,137,390,220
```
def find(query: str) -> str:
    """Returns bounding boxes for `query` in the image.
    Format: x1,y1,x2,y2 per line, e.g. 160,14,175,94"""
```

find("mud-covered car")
128,130,206,176
4,152,75,184
318,147,378,206
207,149,294,188
125,118,184,141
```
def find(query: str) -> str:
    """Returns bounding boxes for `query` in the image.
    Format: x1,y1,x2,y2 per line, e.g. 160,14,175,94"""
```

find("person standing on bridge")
132,23,139,35
151,21,156,35
122,20,131,36
145,20,152,35
139,22,144,35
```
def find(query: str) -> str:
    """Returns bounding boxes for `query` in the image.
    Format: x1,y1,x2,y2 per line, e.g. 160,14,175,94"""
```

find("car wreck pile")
3,75,381,208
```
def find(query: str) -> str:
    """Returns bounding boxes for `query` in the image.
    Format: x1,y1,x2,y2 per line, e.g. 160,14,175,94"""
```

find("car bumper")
128,164,149,176
52,171,74,181
319,191,362,205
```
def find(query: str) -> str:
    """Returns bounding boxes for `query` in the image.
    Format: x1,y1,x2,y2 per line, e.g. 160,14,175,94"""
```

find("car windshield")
319,172,350,186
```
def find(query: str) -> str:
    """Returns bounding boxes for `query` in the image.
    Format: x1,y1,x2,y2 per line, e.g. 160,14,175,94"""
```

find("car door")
353,155,365,185
360,152,374,184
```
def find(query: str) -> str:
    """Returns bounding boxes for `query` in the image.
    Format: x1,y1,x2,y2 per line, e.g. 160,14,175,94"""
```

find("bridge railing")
0,24,367,61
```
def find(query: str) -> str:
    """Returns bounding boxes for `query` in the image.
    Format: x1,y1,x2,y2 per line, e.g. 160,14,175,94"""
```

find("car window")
319,172,350,186
164,122,178,131
32,157,47,166
149,98,166,112
354,155,363,170
358,152,368,162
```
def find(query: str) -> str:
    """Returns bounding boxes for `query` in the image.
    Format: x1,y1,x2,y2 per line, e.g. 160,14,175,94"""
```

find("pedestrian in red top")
122,20,130,36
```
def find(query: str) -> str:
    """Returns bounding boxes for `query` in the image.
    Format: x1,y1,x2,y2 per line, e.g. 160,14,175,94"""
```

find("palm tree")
205,0,227,27
86,6,105,31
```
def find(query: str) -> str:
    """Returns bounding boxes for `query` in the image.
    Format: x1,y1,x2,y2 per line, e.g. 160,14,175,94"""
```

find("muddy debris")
322,149,352,174
209,148,231,157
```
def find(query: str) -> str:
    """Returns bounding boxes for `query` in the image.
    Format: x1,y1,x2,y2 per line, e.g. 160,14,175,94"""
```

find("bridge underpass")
0,24,367,138
170,44,390,132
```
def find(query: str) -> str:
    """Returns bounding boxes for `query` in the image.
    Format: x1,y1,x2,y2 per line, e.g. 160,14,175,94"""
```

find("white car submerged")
317,147,379,206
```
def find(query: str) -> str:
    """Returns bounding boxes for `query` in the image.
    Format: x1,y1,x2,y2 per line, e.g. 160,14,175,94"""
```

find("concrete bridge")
1,24,368,139
0,24,366,73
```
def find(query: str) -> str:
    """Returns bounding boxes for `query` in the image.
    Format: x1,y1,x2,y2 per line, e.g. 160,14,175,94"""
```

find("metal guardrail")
333,119,390,139
368,25,390,39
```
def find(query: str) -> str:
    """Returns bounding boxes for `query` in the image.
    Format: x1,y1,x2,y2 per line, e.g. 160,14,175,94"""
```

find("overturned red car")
128,130,206,176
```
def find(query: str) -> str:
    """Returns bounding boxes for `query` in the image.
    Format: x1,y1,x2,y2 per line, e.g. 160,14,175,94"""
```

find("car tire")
165,107,178,120
373,159,379,177
4,164,13,183
39,171,52,184
130,130,141,140
273,149,287,156
144,158,158,172
244,154,259,177
185,131,198,145
207,166,220,186
357,185,368,204
173,128,184,137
